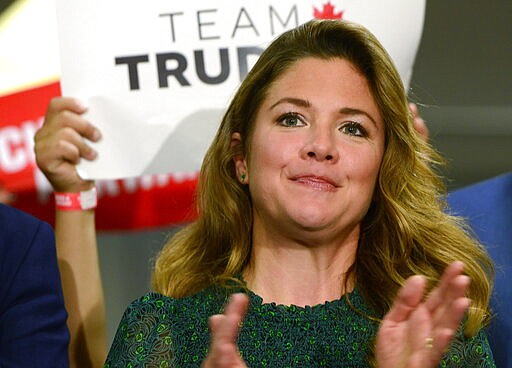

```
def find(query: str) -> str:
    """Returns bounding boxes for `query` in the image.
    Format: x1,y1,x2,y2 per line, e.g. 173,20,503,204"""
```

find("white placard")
55,0,425,179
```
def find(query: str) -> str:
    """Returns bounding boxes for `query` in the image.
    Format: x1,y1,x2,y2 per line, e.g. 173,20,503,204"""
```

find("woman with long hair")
36,20,495,367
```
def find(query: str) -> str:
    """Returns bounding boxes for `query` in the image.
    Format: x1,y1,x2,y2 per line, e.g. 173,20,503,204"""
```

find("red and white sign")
0,82,200,229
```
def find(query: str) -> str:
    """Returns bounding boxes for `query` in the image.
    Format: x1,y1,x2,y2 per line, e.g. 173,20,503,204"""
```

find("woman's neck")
243,226,359,307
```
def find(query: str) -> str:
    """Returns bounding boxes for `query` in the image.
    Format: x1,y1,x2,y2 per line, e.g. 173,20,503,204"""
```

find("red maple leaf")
313,1,344,20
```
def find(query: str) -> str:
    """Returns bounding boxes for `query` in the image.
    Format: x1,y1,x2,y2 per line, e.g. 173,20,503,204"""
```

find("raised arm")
35,97,107,368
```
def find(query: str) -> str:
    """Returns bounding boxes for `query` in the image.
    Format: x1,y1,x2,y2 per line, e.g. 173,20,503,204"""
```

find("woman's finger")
203,294,249,368
425,261,465,312
45,97,88,121
384,275,426,323
215,294,249,343
38,107,101,144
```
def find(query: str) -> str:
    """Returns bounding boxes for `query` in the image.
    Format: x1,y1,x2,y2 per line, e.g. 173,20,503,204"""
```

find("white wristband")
54,187,97,211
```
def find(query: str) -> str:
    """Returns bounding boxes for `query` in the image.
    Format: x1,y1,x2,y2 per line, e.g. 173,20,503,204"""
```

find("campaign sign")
55,0,425,179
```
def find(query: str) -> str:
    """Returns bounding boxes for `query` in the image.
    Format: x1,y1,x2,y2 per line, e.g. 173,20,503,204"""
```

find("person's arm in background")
409,103,429,141
35,97,107,368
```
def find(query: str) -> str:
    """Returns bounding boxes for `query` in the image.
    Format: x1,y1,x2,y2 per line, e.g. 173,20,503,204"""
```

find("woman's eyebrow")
269,97,311,110
339,107,378,127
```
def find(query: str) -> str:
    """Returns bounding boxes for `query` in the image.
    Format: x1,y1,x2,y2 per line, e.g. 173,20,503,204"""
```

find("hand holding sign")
35,97,100,192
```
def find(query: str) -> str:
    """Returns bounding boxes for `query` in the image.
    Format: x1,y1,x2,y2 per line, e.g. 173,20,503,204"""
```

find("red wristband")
55,188,97,211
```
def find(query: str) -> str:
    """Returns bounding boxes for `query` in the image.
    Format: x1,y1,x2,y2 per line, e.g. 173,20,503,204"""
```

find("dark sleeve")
0,206,69,367
104,293,174,367
440,328,496,367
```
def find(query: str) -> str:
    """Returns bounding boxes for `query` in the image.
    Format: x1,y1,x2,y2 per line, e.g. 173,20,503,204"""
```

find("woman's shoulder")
441,327,496,367
124,292,174,310
112,292,173,335
121,288,227,321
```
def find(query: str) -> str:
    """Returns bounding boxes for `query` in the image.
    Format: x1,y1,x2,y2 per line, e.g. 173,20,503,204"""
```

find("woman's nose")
300,125,340,163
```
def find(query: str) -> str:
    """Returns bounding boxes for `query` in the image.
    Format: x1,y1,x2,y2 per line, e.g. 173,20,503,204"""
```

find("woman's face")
235,57,385,241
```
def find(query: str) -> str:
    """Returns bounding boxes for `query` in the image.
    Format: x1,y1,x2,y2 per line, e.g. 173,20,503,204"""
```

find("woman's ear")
231,132,248,184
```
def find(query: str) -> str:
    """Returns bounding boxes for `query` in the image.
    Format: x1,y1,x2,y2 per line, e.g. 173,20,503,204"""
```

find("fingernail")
92,129,102,141
76,99,89,110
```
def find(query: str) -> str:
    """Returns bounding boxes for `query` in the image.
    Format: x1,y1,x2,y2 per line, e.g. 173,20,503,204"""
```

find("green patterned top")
104,286,495,367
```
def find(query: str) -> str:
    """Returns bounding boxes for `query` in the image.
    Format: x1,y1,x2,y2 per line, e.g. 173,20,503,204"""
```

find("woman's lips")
291,175,338,192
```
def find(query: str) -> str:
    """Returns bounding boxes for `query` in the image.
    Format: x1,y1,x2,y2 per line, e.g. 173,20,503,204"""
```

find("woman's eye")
277,113,306,127
340,122,367,137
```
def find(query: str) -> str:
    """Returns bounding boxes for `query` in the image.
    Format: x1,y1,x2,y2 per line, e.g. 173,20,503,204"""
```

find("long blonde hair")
152,19,493,335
